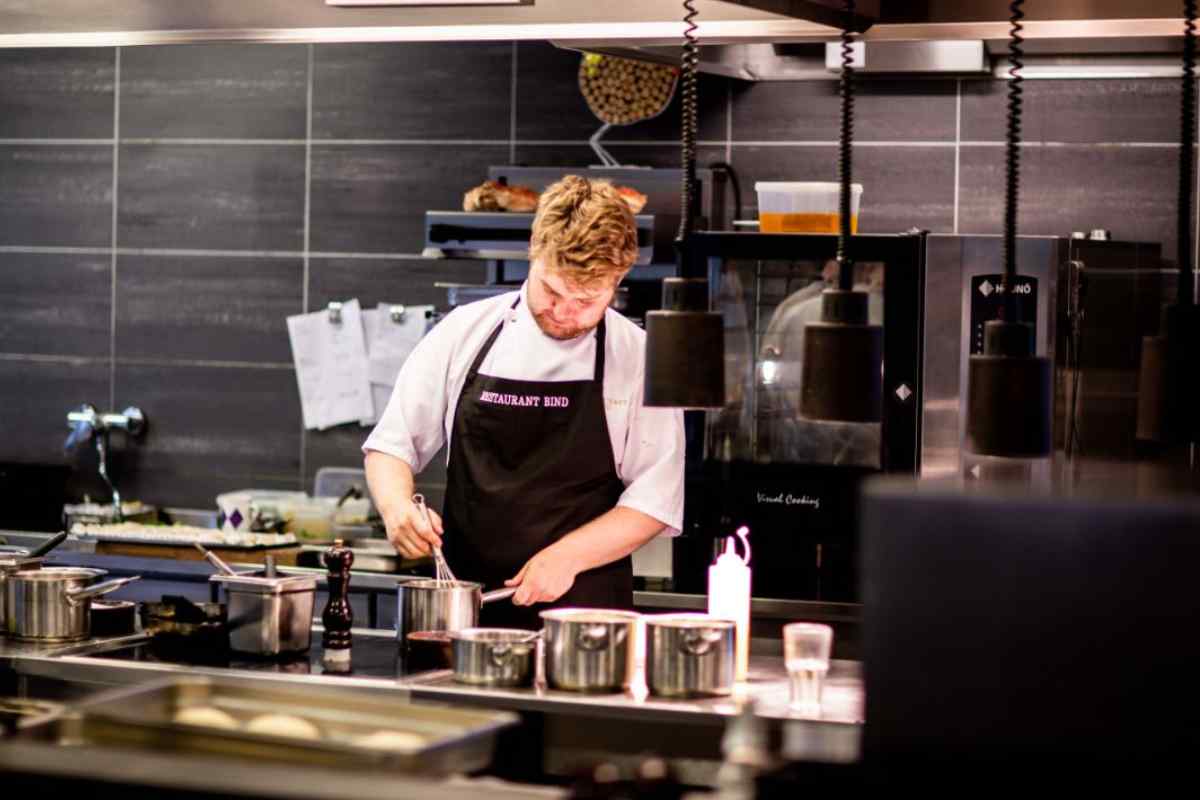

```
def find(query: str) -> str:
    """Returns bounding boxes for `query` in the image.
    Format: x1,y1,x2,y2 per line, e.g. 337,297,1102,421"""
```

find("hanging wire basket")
578,53,679,167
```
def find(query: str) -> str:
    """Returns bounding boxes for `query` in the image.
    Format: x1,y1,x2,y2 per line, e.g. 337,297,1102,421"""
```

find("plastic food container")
755,182,862,233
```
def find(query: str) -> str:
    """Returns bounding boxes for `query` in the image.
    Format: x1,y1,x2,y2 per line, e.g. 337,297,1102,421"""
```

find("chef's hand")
505,545,579,606
383,499,443,560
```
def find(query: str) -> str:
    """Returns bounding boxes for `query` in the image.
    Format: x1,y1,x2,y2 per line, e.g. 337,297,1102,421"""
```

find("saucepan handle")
679,628,722,657
64,575,141,606
577,624,612,651
481,587,517,604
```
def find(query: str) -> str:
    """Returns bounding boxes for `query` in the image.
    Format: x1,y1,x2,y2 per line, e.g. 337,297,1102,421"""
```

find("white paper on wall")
286,299,374,430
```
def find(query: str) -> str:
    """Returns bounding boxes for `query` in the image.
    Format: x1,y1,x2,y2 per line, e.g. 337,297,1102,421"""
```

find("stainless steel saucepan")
0,531,69,627
645,613,736,698
449,628,539,687
5,567,140,642
0,554,43,631
540,608,640,693
396,580,517,642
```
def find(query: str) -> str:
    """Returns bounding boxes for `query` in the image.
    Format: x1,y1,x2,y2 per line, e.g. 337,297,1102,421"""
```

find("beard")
531,307,598,341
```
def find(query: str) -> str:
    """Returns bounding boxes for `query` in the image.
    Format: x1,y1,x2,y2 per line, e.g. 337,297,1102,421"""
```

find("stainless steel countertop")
2,625,862,787
3,626,863,727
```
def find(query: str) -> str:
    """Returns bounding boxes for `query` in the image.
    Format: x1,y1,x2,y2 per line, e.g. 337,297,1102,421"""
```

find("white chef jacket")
362,283,685,535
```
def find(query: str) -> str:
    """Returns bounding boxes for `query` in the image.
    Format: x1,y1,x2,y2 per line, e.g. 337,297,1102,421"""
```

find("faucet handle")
102,406,147,437
64,403,98,454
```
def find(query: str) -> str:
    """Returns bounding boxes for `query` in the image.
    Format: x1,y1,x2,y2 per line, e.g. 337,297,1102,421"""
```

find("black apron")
441,297,632,630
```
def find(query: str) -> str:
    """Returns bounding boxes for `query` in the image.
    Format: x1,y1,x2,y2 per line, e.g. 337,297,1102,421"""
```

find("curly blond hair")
529,176,639,290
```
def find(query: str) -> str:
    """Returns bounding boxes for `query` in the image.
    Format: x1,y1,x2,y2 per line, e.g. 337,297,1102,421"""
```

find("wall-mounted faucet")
64,404,147,522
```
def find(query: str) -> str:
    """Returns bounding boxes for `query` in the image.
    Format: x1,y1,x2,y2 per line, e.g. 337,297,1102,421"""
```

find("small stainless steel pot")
0,553,43,631
5,567,140,642
449,628,538,687
396,580,517,641
645,614,735,698
211,572,317,657
541,608,640,693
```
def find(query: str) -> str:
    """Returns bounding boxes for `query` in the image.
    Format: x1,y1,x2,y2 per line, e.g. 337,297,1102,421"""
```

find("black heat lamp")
1137,1,1200,446
644,1,726,409
798,0,883,423
964,0,1053,458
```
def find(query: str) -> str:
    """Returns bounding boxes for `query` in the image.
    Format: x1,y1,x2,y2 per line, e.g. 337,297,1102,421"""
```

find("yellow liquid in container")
759,212,858,234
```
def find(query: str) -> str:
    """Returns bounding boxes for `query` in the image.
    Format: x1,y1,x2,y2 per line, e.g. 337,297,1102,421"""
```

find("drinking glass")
783,622,833,716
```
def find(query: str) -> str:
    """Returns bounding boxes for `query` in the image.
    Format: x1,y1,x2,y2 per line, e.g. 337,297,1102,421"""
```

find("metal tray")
21,675,517,775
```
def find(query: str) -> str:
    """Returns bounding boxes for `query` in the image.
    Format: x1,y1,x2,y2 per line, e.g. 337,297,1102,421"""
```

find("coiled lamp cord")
677,0,699,242
1002,0,1025,320
836,0,856,291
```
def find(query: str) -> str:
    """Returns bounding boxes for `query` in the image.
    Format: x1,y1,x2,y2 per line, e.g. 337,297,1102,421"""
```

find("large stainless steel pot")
0,554,43,630
645,614,735,698
396,580,517,641
0,532,66,628
449,628,538,687
5,567,140,642
541,608,639,693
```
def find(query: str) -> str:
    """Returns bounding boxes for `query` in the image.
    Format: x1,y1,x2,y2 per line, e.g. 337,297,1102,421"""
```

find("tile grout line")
303,44,314,315
953,78,962,234
1,137,1192,148
300,43,315,490
109,47,121,412
0,245,434,259
1194,77,1199,290
0,353,113,366
510,41,518,165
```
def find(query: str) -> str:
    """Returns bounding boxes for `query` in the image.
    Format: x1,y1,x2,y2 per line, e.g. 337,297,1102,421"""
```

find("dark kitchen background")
0,41,1191,511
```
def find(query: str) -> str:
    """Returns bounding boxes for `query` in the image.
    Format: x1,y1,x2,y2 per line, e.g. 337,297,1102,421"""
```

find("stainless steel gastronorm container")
211,572,317,656
645,614,735,698
540,608,640,693
17,675,519,776
5,567,140,642
396,579,516,642
449,628,537,687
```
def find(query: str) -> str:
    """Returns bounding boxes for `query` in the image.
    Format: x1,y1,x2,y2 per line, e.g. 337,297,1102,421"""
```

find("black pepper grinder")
322,538,354,672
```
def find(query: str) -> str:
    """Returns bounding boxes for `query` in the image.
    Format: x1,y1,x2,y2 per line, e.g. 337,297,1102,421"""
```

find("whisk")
413,493,457,585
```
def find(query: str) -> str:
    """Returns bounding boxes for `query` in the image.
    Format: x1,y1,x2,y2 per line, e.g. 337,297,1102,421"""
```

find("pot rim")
7,566,106,582
400,579,483,592
645,613,736,629
449,627,539,643
539,607,641,624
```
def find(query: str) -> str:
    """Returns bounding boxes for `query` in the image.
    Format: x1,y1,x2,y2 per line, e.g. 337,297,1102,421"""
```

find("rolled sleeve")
362,321,452,474
616,380,685,536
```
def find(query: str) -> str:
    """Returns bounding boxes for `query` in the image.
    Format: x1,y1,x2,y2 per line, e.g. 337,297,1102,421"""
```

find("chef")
363,176,685,628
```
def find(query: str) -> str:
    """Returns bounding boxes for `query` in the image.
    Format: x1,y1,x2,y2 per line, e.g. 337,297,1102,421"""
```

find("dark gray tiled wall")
114,255,303,363
0,49,115,138
0,145,113,246
960,79,1182,143
0,43,1191,512
958,144,1184,254
309,144,509,253
120,45,308,140
731,79,957,142
313,43,512,140
118,144,306,250
0,253,112,357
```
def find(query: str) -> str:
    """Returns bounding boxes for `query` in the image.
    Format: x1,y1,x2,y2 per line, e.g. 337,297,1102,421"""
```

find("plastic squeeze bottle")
708,525,751,683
